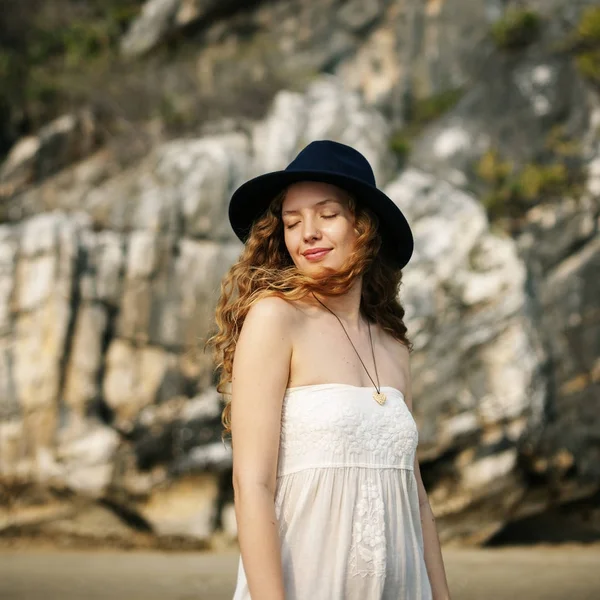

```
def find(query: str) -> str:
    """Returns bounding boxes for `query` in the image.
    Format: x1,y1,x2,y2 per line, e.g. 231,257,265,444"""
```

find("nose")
301,216,321,242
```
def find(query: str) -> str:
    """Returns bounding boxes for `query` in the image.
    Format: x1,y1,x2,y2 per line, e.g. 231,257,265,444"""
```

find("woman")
208,140,451,599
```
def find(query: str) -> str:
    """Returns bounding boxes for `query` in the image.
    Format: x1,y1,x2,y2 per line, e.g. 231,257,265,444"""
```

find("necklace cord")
311,292,381,393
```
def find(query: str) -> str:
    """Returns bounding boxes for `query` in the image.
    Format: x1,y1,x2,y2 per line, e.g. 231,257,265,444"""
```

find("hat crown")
286,140,376,186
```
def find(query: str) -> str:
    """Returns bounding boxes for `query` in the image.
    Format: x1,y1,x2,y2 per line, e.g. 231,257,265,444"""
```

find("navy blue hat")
228,140,413,269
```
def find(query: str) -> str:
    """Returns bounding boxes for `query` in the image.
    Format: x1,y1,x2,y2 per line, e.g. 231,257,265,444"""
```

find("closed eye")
284,214,338,230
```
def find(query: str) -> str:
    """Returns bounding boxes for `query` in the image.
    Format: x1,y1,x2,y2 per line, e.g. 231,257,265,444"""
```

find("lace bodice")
277,383,418,476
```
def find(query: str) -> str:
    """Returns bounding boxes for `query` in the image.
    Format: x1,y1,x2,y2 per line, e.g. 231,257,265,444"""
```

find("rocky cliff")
0,0,599,548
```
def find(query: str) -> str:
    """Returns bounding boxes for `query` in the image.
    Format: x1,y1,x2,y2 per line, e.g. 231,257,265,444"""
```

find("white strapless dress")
232,383,433,600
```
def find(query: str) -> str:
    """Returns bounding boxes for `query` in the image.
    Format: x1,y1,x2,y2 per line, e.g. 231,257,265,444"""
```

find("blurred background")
0,0,599,598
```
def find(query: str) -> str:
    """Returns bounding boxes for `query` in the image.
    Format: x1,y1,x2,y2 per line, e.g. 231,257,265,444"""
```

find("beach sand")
1,544,600,600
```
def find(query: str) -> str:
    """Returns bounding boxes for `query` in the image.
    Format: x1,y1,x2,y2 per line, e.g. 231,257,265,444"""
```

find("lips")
302,248,332,260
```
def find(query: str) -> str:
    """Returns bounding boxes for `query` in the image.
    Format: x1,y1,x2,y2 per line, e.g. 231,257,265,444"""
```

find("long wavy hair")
205,187,413,438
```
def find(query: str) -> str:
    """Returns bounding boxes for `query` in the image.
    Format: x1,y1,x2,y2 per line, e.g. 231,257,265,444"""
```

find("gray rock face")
522,218,600,484
387,169,547,542
0,80,404,544
117,0,494,117
0,111,100,213
120,0,248,58
120,0,183,58
411,46,590,187
251,77,395,182
1,2,599,548
406,1,600,525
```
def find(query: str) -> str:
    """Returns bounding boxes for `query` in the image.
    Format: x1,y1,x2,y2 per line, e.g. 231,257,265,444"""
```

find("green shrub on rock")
389,88,464,161
475,148,580,224
518,162,570,202
562,7,600,85
575,7,600,84
409,88,464,126
576,6,600,42
476,149,513,187
491,9,541,50
389,132,411,162
576,51,600,85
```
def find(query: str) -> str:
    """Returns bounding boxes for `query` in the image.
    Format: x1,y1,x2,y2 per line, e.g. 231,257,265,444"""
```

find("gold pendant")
373,391,387,405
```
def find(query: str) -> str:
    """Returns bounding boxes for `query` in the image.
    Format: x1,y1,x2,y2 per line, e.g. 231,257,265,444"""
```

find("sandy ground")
1,544,600,600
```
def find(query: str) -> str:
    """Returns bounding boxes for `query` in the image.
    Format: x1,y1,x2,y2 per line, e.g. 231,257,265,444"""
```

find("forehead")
281,181,349,214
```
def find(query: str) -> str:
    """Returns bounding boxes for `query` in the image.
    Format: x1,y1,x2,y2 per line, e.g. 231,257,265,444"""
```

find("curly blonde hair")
205,188,413,437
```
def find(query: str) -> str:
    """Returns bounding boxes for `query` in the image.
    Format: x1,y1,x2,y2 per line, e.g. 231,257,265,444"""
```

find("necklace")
311,293,386,405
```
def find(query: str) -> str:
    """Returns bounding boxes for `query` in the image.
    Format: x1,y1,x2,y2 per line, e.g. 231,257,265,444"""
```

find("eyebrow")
282,198,340,216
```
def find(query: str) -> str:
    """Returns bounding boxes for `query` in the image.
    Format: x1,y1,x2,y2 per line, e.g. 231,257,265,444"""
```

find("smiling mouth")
303,249,331,260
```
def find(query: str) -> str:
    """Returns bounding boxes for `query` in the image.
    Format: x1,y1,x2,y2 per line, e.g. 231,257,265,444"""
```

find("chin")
305,262,342,277
292,253,345,275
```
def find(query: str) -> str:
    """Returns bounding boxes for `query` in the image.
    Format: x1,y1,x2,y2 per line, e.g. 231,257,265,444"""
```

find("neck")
312,277,364,329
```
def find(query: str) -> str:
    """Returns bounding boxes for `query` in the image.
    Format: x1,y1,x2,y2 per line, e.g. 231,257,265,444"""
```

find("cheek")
283,229,293,248
337,222,359,248
283,229,299,257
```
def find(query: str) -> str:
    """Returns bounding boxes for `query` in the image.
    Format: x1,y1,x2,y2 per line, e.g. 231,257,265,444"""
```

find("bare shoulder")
396,340,411,371
234,296,297,381
242,295,298,333
380,328,411,366
379,329,413,408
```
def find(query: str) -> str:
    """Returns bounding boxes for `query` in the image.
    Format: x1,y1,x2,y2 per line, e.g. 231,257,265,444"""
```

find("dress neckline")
285,382,405,399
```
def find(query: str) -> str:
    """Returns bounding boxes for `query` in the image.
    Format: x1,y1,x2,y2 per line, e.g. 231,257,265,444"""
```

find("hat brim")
229,169,413,269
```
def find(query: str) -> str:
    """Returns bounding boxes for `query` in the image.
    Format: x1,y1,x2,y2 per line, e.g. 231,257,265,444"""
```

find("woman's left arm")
401,347,451,600
413,457,451,600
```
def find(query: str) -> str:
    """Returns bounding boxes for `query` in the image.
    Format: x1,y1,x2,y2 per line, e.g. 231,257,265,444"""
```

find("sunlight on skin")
281,181,359,275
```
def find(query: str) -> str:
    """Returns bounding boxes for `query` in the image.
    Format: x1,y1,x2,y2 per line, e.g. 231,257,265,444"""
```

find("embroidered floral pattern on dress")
279,394,418,470
350,480,387,577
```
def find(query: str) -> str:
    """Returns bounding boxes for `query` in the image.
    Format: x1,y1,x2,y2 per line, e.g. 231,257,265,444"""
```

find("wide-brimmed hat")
228,140,413,269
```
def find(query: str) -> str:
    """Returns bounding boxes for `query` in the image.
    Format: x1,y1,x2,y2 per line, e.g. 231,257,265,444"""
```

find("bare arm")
230,297,293,600
402,348,451,600
413,459,451,600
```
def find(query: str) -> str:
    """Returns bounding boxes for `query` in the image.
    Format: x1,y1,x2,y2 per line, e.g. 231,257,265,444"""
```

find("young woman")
208,140,451,599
